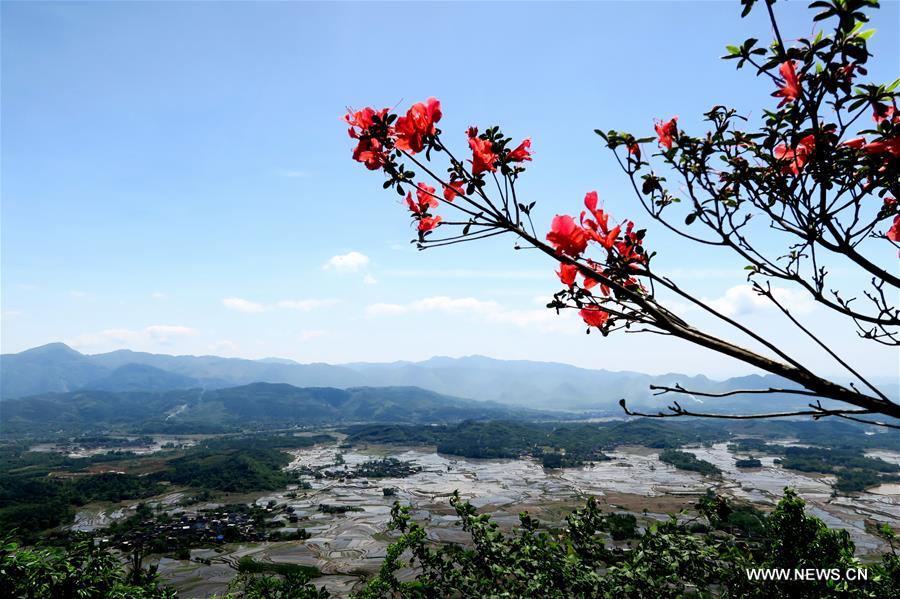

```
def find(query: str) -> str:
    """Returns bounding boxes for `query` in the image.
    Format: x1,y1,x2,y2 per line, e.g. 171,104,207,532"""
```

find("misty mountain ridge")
2,343,891,413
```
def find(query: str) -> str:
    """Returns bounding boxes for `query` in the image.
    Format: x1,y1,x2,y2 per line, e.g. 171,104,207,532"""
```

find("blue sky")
2,1,898,378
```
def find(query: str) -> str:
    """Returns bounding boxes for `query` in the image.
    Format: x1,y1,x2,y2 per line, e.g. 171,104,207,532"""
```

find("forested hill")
0,382,537,435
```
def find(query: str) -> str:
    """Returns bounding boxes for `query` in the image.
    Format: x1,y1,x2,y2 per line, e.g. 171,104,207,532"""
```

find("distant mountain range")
2,343,890,413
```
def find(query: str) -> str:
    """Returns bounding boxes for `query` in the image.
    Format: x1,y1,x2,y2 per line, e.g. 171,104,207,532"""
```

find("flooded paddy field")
31,435,198,458
131,441,899,597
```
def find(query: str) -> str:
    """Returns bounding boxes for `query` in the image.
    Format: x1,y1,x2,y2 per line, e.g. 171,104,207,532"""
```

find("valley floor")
66,440,900,597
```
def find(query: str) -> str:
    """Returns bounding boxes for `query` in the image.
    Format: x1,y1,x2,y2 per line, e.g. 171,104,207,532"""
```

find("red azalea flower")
466,126,479,139
416,183,437,205
418,216,442,232
580,191,621,249
581,191,609,233
654,117,678,150
841,137,866,150
888,215,900,242
838,62,865,81
406,183,439,215
344,106,392,170
443,180,465,202
507,138,532,163
609,222,646,265
774,134,816,174
579,306,609,329
557,263,578,287
395,97,442,154
352,137,387,171
469,136,498,175
626,142,641,161
773,60,801,107
601,225,622,251
343,106,389,137
863,137,900,158
873,102,898,124
581,262,610,296
546,215,588,257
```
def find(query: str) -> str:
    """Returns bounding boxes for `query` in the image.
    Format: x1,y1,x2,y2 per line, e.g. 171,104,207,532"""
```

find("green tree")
0,533,175,599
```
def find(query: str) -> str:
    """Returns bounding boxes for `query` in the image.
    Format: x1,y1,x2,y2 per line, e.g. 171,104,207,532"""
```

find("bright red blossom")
614,221,645,265
507,138,533,163
863,137,900,158
774,134,816,175
546,215,589,257
352,137,387,171
838,62,865,81
579,306,609,329
773,61,801,107
873,102,898,124
888,215,900,242
580,191,620,250
626,142,641,161
344,106,391,170
469,136,498,175
443,180,465,202
581,262,610,296
343,106,388,138
557,263,578,287
418,216,442,232
654,117,678,150
394,97,442,154
841,137,866,150
406,183,439,215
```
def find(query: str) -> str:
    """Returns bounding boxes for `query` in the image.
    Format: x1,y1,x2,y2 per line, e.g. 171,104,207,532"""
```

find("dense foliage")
357,490,899,598
659,449,723,476
0,534,175,598
0,471,164,542
166,448,294,493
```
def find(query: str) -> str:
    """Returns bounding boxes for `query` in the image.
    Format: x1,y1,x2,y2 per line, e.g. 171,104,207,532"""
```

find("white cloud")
363,275,378,285
365,303,409,317
299,330,327,342
276,298,340,311
322,251,370,273
705,284,815,318
69,290,88,298
276,169,311,178
144,325,196,338
222,297,266,313
365,295,576,333
69,325,197,351
383,268,546,280
151,291,166,300
222,297,341,313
